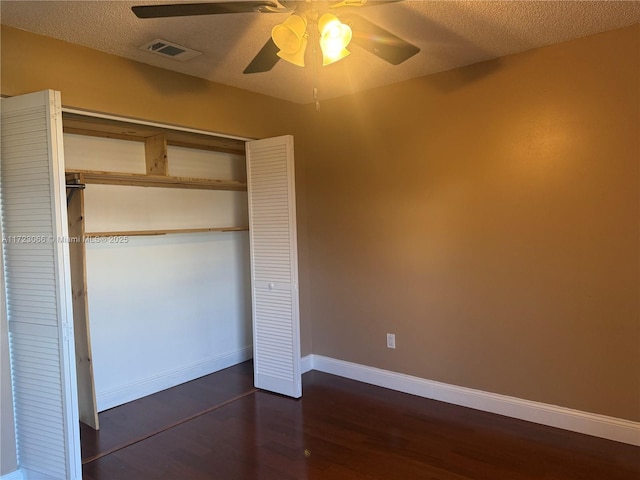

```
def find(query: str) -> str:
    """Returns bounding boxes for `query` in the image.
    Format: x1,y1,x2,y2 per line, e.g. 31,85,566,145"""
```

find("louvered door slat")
246,135,301,398
1,90,81,479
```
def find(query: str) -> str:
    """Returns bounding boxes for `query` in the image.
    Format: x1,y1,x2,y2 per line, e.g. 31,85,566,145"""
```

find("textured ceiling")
2,1,639,104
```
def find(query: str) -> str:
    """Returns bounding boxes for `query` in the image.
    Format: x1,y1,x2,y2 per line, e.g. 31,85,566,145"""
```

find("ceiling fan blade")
243,38,280,74
347,14,419,65
132,2,282,19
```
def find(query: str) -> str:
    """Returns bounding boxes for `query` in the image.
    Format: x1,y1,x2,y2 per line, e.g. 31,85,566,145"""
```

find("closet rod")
66,182,86,206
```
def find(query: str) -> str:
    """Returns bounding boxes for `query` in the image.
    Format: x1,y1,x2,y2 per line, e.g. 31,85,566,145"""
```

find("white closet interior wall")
64,133,252,411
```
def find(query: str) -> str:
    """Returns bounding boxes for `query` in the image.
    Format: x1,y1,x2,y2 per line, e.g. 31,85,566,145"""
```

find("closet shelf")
62,112,247,155
85,226,249,238
66,169,247,191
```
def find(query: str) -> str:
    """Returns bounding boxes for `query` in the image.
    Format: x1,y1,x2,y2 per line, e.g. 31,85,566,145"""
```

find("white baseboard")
305,354,640,446
97,346,253,411
300,354,314,374
0,469,23,480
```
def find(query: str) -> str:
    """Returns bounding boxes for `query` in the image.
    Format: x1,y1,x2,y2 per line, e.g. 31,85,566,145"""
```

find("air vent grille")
139,39,202,61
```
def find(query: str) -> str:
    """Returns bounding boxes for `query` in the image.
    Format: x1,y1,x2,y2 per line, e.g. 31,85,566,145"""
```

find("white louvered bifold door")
246,135,301,398
1,90,81,479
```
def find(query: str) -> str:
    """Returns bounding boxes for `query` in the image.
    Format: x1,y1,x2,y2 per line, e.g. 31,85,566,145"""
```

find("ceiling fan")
132,1,420,74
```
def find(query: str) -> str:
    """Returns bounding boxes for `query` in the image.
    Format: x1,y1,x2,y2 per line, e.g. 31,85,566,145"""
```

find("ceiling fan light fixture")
321,46,350,66
318,13,352,65
272,14,308,66
277,35,308,67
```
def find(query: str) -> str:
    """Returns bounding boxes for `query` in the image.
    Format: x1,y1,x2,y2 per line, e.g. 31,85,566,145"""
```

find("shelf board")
62,112,247,155
85,226,249,238
66,169,247,191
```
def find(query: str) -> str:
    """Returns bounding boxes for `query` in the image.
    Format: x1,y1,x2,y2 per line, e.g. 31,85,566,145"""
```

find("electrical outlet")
386,333,396,349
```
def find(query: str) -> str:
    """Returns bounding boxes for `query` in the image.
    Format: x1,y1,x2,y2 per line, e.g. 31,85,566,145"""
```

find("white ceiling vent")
139,39,202,61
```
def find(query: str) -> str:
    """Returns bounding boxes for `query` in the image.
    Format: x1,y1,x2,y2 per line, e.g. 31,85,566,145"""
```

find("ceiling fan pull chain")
309,19,321,112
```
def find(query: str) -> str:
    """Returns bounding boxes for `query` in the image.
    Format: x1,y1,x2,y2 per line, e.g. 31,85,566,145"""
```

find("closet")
1,90,301,479
62,112,254,429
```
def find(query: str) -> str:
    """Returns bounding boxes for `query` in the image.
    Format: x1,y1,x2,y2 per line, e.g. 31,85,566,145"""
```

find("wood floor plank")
81,361,255,463
82,368,640,479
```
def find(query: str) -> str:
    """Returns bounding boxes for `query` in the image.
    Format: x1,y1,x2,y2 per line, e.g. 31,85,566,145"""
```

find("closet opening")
62,111,254,437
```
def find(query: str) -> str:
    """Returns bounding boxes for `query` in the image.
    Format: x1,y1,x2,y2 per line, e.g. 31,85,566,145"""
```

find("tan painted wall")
300,24,639,421
0,26,313,358
1,23,638,430
0,26,303,140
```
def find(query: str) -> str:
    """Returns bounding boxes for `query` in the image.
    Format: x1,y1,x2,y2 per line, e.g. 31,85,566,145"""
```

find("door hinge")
62,323,73,342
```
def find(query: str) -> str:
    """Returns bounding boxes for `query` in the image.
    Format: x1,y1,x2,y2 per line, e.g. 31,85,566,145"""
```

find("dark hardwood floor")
80,361,256,463
82,362,640,479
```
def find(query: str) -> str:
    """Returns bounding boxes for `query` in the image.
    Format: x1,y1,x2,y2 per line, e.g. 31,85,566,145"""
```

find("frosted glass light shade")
277,36,308,67
272,14,308,67
318,13,352,65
